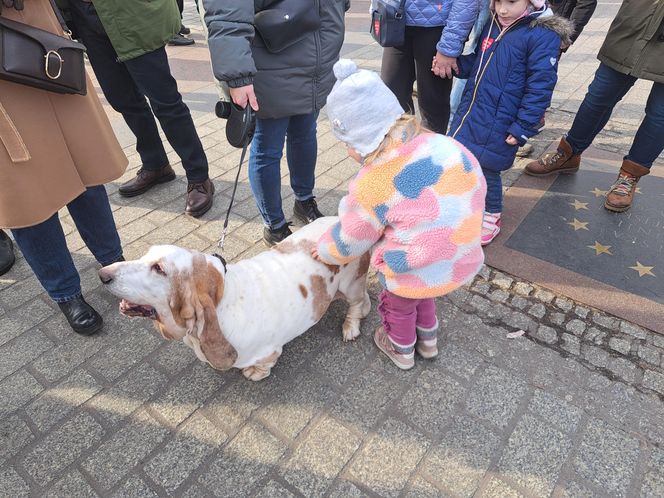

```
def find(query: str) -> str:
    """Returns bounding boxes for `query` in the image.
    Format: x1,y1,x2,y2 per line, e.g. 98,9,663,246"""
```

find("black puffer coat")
549,0,597,44
201,0,348,119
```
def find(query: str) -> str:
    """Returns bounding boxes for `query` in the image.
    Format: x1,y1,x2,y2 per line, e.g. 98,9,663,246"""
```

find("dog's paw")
241,365,271,381
342,320,361,342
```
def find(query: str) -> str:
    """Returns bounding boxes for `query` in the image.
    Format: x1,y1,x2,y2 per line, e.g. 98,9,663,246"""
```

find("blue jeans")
248,112,319,228
567,63,664,168
11,186,122,303
449,0,491,126
483,168,502,213
68,1,209,183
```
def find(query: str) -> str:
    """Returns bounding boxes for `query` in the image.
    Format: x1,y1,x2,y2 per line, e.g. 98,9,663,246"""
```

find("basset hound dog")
98,217,371,381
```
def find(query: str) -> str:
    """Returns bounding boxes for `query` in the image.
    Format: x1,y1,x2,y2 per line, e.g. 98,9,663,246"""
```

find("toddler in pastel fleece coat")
312,60,486,370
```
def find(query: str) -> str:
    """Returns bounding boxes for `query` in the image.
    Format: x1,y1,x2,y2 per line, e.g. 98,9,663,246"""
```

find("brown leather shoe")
185,178,215,218
119,164,176,197
524,137,581,177
604,159,649,213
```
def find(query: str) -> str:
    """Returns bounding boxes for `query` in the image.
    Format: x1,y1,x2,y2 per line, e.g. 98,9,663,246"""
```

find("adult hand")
1,0,25,12
229,85,259,111
505,135,519,145
432,52,458,79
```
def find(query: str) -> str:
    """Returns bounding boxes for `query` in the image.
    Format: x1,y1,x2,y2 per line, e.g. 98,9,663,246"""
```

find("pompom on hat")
325,59,404,157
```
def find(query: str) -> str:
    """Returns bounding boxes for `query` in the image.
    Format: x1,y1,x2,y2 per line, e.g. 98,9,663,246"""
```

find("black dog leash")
215,101,256,252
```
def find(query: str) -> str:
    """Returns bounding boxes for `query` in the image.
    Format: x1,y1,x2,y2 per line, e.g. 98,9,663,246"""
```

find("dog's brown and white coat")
99,217,371,380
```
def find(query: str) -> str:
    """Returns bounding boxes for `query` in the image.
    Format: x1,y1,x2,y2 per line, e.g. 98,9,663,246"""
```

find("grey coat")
201,0,348,119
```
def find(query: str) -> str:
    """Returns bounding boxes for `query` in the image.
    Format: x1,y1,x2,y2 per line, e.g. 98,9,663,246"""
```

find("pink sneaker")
373,326,415,370
481,212,501,246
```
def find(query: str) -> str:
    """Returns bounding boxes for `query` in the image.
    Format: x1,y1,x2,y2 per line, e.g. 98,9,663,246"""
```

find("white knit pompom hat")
326,59,404,157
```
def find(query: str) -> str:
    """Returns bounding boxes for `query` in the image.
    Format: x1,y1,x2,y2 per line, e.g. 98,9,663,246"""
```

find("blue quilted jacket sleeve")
436,0,480,57
506,27,561,145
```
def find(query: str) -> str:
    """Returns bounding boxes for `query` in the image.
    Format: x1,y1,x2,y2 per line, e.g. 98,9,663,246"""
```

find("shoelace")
482,213,501,230
187,182,208,194
541,149,564,167
609,174,636,197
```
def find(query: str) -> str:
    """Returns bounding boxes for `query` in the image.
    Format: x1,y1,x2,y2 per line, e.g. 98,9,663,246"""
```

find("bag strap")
0,102,30,163
47,0,72,37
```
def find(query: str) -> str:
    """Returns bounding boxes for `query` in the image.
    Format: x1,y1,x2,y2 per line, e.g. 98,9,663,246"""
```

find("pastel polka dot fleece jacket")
317,126,487,299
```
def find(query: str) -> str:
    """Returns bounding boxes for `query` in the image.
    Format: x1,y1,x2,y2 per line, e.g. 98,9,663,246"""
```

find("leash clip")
217,227,227,250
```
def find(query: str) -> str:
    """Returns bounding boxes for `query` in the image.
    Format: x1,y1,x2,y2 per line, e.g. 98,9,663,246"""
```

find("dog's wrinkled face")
99,245,237,370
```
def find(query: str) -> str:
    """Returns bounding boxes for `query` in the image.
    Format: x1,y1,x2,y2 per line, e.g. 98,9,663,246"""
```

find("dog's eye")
152,263,166,276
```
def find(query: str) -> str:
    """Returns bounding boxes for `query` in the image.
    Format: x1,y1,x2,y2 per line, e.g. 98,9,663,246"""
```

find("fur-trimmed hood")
530,12,575,48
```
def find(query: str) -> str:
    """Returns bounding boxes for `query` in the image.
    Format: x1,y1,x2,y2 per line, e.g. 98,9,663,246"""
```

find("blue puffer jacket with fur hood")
403,0,480,57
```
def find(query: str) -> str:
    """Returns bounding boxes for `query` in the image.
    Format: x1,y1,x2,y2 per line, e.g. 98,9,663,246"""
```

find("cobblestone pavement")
2,1,663,497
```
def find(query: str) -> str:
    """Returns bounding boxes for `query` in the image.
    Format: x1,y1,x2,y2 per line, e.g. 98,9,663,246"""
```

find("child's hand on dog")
311,247,321,261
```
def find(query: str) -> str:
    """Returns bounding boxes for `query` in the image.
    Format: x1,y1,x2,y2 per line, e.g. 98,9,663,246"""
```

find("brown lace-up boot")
604,159,649,213
525,136,581,177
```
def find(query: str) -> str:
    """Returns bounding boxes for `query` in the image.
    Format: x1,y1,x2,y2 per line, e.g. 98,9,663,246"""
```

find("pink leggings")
378,289,437,347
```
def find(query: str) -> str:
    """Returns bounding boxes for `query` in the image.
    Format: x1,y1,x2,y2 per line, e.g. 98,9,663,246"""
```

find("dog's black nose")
98,268,113,284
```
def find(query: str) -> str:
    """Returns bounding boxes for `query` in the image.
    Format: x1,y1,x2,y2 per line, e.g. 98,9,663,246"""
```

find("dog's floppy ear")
193,257,237,370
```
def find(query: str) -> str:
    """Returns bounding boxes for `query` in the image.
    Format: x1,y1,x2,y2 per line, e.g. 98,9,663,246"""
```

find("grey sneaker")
374,326,415,370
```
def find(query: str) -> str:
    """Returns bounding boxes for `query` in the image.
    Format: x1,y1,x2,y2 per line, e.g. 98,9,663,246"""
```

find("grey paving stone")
88,327,162,381
528,303,547,319
488,289,510,303
559,480,601,498
423,416,500,497
30,333,107,383
44,470,98,498
650,334,664,350
198,421,287,497
476,477,525,498
497,414,573,496
87,363,168,427
510,296,529,310
26,369,102,432
328,480,369,498
607,357,638,383
0,369,43,418
469,295,492,317
109,475,159,498
620,321,648,340
465,366,528,429
562,333,581,356
0,300,54,347
591,313,618,330
493,274,513,290
398,369,465,435
643,370,664,395
581,345,610,368
308,340,372,387
574,306,590,319
513,282,533,296
478,265,491,281
503,311,538,334
550,312,566,326
435,342,485,382
554,297,574,312
151,340,197,375
258,372,337,440
406,477,451,498
329,361,401,433
255,480,296,498
608,337,632,355
637,344,661,366
640,471,664,498
472,280,490,294
0,329,53,381
83,410,169,489
533,288,555,303
0,415,34,465
0,467,29,498
348,418,430,498
574,418,640,496
150,362,225,427
180,484,215,498
282,417,361,497
565,319,587,337
23,412,105,486
528,389,582,433
144,413,228,494
534,325,558,344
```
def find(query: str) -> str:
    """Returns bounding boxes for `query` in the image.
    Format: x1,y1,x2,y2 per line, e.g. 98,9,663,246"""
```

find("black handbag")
254,0,321,53
0,0,87,95
370,0,407,48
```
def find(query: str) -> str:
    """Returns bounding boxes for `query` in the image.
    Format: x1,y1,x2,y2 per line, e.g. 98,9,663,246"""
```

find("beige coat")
0,0,127,229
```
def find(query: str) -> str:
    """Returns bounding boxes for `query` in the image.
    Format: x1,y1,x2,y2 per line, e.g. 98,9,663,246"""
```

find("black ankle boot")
57,296,103,336
0,230,15,277
263,223,293,247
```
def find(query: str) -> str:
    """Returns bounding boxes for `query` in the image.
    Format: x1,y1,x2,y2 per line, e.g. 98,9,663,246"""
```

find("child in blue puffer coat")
446,0,573,245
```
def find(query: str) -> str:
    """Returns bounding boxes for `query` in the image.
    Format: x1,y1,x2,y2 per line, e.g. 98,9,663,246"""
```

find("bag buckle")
44,50,64,80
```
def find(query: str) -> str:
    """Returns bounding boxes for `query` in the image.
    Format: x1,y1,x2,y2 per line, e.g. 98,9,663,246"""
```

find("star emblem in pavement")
629,262,655,277
587,241,612,256
569,199,588,210
567,218,589,231
590,187,608,197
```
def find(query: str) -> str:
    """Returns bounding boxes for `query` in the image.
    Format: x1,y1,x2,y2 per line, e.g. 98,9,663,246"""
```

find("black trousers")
381,25,453,134
68,1,208,182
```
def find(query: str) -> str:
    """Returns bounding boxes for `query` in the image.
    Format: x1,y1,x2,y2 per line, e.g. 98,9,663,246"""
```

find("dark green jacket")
598,0,664,84
92,0,181,61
